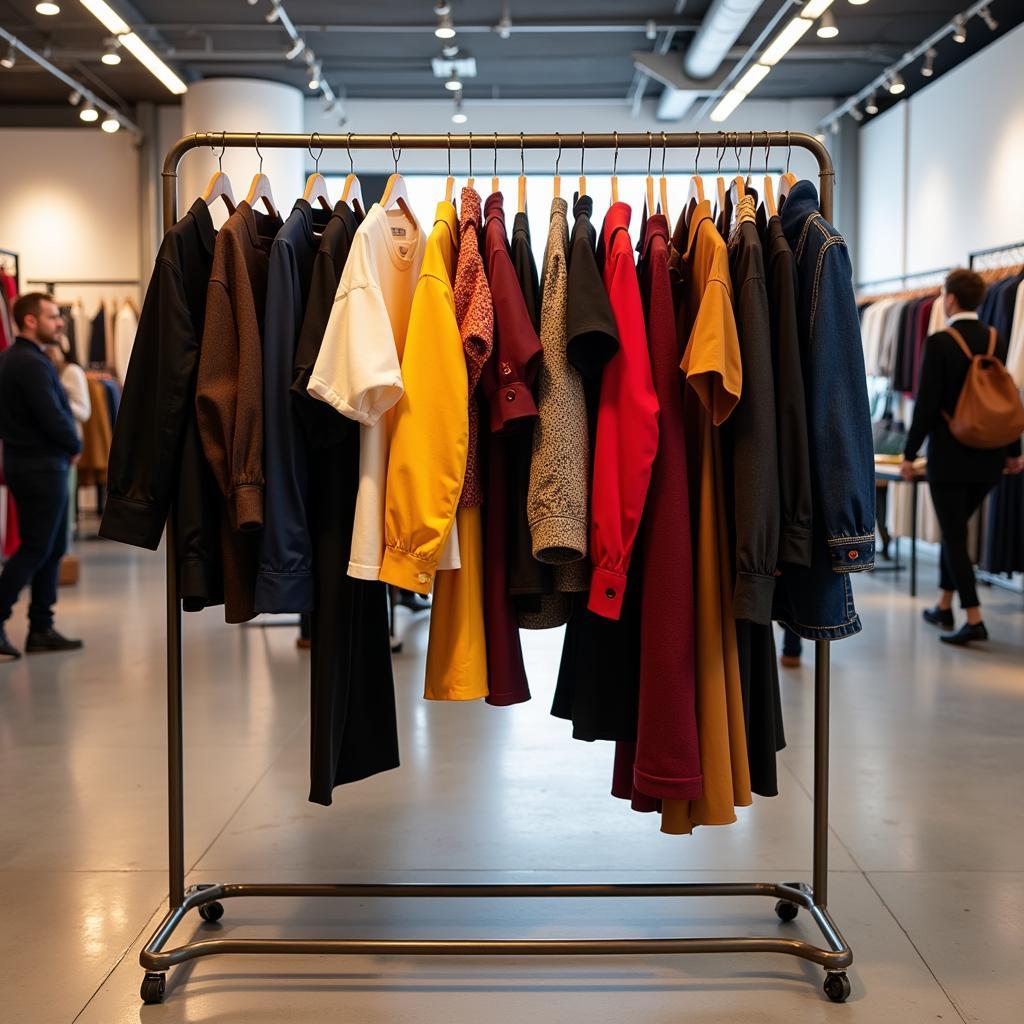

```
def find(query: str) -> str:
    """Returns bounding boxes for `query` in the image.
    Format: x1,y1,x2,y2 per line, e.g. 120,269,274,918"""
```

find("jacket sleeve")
379,273,469,593
681,277,742,426
24,358,82,458
731,271,781,623
100,255,192,549
811,237,875,572
255,242,313,613
587,252,660,620
904,334,943,462
306,281,403,427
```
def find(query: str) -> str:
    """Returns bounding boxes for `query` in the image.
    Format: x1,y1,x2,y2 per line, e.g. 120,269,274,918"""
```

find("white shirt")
113,301,138,383
61,362,91,437
307,203,426,580
1006,279,1024,387
947,311,979,325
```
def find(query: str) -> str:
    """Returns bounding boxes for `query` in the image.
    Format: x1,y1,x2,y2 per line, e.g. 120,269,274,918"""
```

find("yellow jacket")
379,202,468,593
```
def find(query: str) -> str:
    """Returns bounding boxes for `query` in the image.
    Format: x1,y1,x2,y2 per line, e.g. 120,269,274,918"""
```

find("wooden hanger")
610,132,620,204
302,133,332,211
762,133,777,218
687,131,705,205
444,132,455,204
380,133,415,222
201,133,236,214
466,131,475,191
517,132,527,213
658,131,670,223
727,135,745,224
778,131,797,206
578,131,587,197
553,133,562,199
244,133,278,217
341,133,366,218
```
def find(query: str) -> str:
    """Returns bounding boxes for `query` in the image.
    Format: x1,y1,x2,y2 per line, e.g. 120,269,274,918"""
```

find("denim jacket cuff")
828,533,875,573
733,571,776,624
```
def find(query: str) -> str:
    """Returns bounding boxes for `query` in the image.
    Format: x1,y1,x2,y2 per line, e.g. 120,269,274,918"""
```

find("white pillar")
180,78,304,223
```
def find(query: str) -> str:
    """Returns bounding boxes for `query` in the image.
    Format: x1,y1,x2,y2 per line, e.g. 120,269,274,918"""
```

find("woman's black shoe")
922,606,955,630
940,622,988,646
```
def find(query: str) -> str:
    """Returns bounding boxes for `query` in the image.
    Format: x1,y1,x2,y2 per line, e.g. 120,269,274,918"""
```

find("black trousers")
929,479,994,609
0,466,69,631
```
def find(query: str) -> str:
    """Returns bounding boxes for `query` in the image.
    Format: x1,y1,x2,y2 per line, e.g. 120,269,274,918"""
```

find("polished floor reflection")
0,540,1021,1022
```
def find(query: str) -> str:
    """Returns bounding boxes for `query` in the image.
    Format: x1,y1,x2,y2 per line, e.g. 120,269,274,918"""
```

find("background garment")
307,202,426,581
60,362,91,431
255,199,333,614
88,304,107,366
113,301,138,384
380,201,467,594
424,188,491,702
291,201,399,805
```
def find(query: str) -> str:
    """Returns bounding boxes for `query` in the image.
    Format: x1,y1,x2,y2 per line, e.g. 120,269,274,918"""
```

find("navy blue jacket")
773,181,876,640
0,337,82,471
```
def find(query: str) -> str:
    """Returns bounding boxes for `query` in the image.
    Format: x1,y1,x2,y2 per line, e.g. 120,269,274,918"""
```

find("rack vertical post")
139,131,853,1008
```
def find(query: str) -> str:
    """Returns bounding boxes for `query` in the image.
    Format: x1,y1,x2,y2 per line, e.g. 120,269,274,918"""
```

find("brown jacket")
196,201,282,623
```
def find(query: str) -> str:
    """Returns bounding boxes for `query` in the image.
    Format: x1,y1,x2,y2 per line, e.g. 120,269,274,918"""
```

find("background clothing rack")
856,266,952,292
24,277,141,290
0,247,19,292
138,129,852,1008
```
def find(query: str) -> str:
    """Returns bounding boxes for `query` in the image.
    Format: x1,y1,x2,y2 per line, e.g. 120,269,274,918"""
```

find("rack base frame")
142,130,851,1009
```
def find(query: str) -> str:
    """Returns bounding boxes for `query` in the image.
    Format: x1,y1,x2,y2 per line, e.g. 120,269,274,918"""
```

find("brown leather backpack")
943,325,1024,449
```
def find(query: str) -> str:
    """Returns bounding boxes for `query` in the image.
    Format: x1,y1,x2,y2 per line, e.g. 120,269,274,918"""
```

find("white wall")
0,129,141,306
858,21,1024,283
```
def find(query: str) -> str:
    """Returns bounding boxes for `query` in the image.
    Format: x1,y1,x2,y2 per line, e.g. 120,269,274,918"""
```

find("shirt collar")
573,193,593,220
185,198,217,256
948,311,979,324
484,190,506,228
780,179,819,238
460,187,482,231
686,198,713,257
640,212,669,259
15,335,47,354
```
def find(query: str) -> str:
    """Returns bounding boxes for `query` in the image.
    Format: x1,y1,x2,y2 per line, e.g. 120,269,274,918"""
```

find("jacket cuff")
254,570,314,614
489,380,539,433
733,571,777,624
531,515,587,565
778,525,812,568
229,484,263,532
379,546,437,594
587,566,627,620
98,496,164,550
828,533,875,573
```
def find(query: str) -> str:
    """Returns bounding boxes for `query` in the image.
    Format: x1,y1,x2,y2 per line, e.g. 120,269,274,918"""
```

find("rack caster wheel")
198,900,224,923
140,972,166,1005
823,972,851,1003
774,899,799,922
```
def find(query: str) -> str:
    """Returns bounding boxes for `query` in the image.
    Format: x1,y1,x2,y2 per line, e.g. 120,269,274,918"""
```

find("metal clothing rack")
138,130,852,1007
856,265,952,292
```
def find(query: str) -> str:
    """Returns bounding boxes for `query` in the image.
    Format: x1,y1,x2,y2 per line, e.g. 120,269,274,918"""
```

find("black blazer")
905,317,1022,483
0,337,82,471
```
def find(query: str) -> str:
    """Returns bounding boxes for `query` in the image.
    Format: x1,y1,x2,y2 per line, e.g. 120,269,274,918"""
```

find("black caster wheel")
775,899,799,922
140,972,166,1005
823,972,851,1003
198,900,224,923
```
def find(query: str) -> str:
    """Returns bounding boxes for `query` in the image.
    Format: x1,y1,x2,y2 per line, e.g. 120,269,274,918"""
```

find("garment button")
501,361,512,376
505,388,516,401
417,571,430,584
848,550,859,561
605,587,616,599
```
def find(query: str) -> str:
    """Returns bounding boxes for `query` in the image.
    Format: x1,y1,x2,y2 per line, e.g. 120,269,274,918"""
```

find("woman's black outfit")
904,317,1022,608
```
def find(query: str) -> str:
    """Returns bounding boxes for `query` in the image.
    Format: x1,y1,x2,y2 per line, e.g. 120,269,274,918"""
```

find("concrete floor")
1,539,1022,1023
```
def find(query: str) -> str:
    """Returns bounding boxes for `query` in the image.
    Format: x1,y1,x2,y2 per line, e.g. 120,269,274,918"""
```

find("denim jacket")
775,181,875,640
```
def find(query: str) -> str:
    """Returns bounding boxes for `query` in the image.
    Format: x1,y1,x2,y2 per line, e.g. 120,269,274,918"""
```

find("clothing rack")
137,129,852,1008
0,247,19,292
24,278,141,291
856,266,952,292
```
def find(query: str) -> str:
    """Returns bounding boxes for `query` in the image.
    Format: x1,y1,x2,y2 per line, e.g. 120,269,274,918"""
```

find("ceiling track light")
1,41,16,69
887,70,905,94
847,0,869,6
921,47,936,76
434,2,456,40
307,62,321,90
35,2,62,14
285,37,305,61
79,99,98,122
978,5,997,31
952,15,967,43
849,106,864,122
68,88,81,104
864,90,878,114
816,10,839,39
101,114,120,133
101,38,121,65
444,69,461,91
451,92,467,124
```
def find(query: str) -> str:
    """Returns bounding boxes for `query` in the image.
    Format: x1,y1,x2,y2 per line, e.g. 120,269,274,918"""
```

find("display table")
875,457,927,597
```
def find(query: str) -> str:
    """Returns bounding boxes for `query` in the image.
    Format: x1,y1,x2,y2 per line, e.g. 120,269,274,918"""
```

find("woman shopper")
902,269,1024,646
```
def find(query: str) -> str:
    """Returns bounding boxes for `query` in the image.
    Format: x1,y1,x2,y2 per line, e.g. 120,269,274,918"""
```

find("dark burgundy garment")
910,297,936,399
481,192,539,707
630,213,701,801
508,208,551,600
612,741,659,814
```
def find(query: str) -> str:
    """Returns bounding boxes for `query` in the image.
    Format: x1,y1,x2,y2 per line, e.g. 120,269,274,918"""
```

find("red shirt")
587,203,659,620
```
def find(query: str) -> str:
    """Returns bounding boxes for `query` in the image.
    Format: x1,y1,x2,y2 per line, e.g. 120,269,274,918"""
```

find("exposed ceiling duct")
657,0,766,121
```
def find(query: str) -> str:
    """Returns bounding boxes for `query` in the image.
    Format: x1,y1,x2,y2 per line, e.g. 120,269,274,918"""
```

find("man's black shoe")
922,606,955,630
0,627,21,660
939,621,988,646
25,628,84,654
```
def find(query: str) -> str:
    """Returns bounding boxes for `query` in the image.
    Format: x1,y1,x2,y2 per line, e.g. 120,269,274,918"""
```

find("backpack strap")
944,325,975,360
986,325,997,357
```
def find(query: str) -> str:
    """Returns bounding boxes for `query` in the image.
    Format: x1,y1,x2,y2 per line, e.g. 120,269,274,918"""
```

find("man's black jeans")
0,466,69,632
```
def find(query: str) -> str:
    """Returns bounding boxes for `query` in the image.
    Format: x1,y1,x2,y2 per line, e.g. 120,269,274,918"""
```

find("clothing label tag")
391,226,407,237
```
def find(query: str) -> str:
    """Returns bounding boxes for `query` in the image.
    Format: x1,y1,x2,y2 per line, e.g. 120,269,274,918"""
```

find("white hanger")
201,132,235,214
244,132,278,218
379,132,415,223
341,133,366,218
302,133,332,211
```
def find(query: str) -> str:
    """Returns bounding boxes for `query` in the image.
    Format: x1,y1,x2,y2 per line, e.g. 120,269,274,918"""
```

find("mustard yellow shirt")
379,202,469,593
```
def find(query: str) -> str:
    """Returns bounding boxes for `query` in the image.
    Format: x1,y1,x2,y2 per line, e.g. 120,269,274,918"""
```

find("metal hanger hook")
447,132,452,177
733,132,742,174
786,131,792,175
660,131,667,175
493,130,498,177
764,130,771,176
554,132,562,175
647,130,653,176
520,131,525,175
612,131,619,176
694,130,701,176
215,131,227,173
580,130,585,176
346,132,355,175
254,131,264,175
308,132,323,174
746,136,754,181
716,140,725,174
390,132,401,174
468,131,473,178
